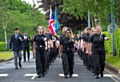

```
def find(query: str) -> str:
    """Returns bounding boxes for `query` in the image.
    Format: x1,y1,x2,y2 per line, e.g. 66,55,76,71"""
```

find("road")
0,53,120,82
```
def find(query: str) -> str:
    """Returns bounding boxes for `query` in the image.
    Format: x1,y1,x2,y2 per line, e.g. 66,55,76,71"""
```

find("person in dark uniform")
58,28,75,78
88,27,96,73
81,28,89,67
90,25,109,79
51,35,59,61
45,29,53,67
23,32,30,62
9,28,24,69
31,36,35,59
33,26,47,78
75,33,80,54
59,27,68,56
84,27,91,70
78,31,84,60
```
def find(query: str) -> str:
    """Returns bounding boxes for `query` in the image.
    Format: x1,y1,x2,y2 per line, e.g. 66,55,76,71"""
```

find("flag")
54,8,60,33
48,7,56,35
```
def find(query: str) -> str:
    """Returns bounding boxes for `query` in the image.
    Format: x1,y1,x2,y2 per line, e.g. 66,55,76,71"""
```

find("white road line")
24,74,37,80
0,74,8,77
105,69,119,82
59,74,78,77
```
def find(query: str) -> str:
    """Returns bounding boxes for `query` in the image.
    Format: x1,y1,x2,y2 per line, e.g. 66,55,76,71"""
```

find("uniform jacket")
9,34,24,51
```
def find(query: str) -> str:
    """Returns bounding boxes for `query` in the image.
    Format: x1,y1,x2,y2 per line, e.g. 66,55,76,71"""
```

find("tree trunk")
3,18,7,50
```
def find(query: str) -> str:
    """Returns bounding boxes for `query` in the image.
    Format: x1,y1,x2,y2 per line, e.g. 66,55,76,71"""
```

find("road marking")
0,74,8,77
24,74,37,80
105,69,120,82
104,74,114,77
59,74,78,77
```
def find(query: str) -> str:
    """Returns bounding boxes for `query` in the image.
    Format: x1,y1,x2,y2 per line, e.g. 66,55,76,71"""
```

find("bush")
103,32,112,54
104,28,120,56
114,29,120,56
0,42,6,51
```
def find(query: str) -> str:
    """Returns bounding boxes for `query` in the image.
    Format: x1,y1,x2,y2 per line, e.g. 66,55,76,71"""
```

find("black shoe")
42,74,45,77
19,63,22,68
15,67,18,69
64,75,68,78
95,74,99,79
95,76,99,79
38,75,41,78
69,75,72,78
44,71,47,75
101,73,103,77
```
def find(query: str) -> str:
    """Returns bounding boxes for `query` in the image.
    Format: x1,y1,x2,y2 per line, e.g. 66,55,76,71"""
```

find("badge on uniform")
67,48,69,50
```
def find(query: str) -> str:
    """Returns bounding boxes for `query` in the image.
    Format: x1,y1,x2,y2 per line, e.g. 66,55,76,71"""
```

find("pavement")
0,53,120,82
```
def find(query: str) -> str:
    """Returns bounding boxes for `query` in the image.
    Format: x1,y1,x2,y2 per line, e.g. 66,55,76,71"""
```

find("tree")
39,0,88,31
62,0,120,26
0,0,48,43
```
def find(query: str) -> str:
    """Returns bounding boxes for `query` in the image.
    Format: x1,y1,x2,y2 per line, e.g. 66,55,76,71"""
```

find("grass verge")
0,51,13,60
106,53,120,69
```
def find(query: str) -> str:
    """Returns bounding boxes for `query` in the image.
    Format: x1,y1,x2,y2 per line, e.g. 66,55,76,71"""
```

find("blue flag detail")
54,8,60,33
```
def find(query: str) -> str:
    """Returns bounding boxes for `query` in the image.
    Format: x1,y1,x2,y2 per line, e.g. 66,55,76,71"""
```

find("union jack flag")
48,7,56,35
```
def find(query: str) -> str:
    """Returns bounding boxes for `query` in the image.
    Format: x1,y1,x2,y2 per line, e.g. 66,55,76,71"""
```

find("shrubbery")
0,42,6,51
104,28,120,56
103,32,112,54
114,29,120,56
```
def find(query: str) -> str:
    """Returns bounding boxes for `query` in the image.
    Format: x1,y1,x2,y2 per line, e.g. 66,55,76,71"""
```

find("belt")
93,47,104,49
64,48,71,50
38,45,44,48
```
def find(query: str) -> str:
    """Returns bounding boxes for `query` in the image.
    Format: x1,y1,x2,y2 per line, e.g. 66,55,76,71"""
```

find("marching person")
9,28,24,69
58,28,75,78
90,25,109,79
23,32,30,62
75,33,80,54
31,36,35,59
33,26,47,78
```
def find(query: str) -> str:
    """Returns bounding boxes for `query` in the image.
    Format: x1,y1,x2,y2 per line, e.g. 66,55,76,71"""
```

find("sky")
22,0,38,6
21,0,45,14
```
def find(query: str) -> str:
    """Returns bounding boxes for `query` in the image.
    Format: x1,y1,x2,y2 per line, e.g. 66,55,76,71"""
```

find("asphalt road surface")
0,53,120,82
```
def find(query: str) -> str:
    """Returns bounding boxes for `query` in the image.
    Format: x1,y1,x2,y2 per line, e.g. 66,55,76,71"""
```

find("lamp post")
111,0,116,56
88,10,91,27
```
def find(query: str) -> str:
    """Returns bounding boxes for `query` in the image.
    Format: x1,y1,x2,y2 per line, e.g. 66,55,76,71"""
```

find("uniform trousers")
93,48,106,75
61,50,74,76
35,46,46,76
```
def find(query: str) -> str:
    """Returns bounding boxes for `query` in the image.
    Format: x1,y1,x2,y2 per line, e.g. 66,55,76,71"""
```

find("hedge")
104,28,120,56
0,42,6,51
114,29,120,56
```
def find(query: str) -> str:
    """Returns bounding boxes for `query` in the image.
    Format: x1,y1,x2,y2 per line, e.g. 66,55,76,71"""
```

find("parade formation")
1,0,120,82
9,25,109,79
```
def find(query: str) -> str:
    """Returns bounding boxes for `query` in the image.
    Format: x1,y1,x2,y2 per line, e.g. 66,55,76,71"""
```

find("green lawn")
0,52,13,60
106,53,120,69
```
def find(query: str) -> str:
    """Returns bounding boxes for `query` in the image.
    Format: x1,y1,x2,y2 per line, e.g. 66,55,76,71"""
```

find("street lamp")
111,0,116,56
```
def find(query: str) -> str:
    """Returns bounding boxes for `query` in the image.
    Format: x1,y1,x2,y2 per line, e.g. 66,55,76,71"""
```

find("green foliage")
114,29,120,56
0,42,6,51
103,32,112,54
104,28,120,56
102,22,109,31
57,30,62,35
0,52,13,60
62,0,120,25
106,53,120,69
0,0,48,41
